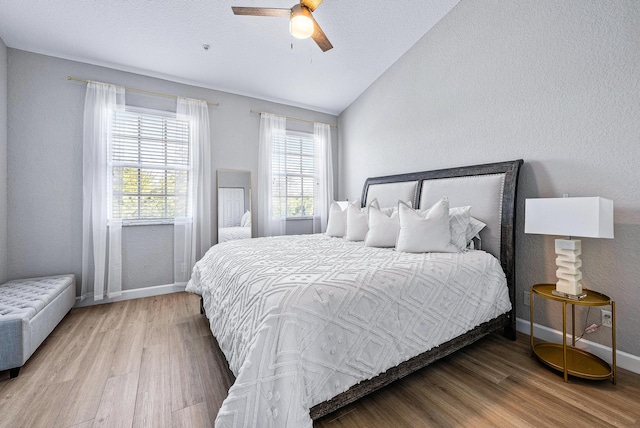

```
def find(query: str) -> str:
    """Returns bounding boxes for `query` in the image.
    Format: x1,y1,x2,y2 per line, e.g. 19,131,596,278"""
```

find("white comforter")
187,234,511,428
218,226,251,243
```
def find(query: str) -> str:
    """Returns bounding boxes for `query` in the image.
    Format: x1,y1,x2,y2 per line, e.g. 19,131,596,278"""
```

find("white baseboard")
74,283,186,308
516,317,640,375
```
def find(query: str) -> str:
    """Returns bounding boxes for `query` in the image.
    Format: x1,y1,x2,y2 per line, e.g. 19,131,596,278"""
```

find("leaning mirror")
217,169,252,243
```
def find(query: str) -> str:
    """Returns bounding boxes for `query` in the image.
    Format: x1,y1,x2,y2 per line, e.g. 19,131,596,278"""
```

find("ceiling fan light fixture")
289,4,314,39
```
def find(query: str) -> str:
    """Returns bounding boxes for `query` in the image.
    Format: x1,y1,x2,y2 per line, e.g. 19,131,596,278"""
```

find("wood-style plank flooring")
1,292,639,427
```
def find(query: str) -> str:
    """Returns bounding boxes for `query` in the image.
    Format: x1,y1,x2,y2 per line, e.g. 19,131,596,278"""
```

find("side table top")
531,283,612,306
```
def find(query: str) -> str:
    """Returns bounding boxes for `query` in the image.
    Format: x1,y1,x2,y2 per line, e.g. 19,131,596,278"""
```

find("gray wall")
339,1,640,356
0,37,7,284
7,49,338,294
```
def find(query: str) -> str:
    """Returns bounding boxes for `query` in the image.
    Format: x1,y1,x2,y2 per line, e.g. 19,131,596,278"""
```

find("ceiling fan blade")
231,7,291,17
310,15,333,52
300,0,323,12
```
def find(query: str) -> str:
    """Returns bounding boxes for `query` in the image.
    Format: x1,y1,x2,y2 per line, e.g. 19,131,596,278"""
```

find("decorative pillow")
240,210,251,227
345,199,379,241
380,200,411,217
364,204,400,248
448,206,472,251
326,202,348,237
466,216,487,243
396,198,459,253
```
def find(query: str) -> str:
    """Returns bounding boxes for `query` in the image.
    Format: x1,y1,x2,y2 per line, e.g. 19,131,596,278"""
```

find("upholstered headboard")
419,174,506,258
361,160,523,337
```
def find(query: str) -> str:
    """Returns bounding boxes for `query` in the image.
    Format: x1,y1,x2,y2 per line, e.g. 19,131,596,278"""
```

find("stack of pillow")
325,197,485,253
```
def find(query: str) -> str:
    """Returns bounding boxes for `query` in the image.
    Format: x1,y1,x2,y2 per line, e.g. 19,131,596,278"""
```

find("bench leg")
200,297,205,315
9,367,20,379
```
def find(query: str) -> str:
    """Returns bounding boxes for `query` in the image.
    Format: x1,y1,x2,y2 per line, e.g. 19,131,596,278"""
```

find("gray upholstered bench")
0,274,75,378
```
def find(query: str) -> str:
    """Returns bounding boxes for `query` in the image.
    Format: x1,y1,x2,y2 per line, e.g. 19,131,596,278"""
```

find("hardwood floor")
1,292,639,427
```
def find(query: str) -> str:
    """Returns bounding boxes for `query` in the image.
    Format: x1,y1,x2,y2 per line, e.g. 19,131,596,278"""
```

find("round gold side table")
530,284,616,384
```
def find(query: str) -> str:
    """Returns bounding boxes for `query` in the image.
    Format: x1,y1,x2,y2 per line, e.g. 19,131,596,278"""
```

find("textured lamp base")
555,239,583,296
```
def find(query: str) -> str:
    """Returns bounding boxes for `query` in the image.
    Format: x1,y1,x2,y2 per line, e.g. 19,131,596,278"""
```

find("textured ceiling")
0,0,459,115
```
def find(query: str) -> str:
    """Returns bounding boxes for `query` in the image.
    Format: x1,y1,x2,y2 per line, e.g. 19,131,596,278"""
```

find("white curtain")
175,97,212,285
258,113,287,237
81,82,125,301
313,122,334,233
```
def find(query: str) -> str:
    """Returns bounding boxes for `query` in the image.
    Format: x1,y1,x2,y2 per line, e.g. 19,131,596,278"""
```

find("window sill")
121,220,176,227
283,217,313,221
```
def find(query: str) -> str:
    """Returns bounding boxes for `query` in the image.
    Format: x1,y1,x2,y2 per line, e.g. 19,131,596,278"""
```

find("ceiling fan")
232,0,333,52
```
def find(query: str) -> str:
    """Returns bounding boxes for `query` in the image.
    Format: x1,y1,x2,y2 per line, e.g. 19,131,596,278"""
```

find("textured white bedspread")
218,226,251,243
187,234,511,428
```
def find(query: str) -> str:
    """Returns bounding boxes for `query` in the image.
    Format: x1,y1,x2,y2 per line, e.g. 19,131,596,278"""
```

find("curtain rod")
67,76,220,106
249,109,337,129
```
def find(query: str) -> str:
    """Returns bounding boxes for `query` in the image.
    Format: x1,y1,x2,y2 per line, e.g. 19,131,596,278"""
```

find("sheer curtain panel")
313,122,333,233
81,82,125,301
175,97,213,285
258,113,287,237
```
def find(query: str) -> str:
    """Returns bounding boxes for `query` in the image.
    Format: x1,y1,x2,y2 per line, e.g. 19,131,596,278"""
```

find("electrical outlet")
523,291,530,306
601,310,612,328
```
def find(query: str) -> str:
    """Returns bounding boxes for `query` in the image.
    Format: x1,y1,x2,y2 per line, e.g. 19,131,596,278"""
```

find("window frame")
110,105,191,226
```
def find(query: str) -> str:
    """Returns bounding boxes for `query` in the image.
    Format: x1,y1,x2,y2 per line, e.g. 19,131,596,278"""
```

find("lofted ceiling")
0,0,459,115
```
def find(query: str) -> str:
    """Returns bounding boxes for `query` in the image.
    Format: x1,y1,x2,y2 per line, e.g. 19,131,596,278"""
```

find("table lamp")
525,197,614,298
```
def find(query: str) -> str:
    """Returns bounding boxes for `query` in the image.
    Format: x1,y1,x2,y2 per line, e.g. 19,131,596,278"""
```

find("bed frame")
199,159,523,420
309,159,523,419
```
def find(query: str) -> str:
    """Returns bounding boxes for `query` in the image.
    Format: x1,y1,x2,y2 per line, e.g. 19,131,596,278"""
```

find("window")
272,131,316,218
111,108,190,223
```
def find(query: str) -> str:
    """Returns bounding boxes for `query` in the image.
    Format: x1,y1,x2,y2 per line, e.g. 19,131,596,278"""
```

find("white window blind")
111,108,190,222
272,132,315,218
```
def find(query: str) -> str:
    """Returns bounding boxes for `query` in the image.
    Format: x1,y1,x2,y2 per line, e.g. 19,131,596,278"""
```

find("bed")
188,159,523,427
218,225,251,243
218,210,252,243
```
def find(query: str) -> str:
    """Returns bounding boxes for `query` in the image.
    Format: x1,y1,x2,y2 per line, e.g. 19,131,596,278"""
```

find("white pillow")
466,216,487,244
396,198,459,253
365,204,400,248
326,202,348,237
448,206,472,251
412,204,470,251
240,210,251,227
345,199,379,241
380,200,411,216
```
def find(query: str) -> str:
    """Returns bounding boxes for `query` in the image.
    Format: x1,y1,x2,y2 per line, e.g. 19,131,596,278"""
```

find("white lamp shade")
525,197,614,239
290,15,314,38
290,5,314,39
